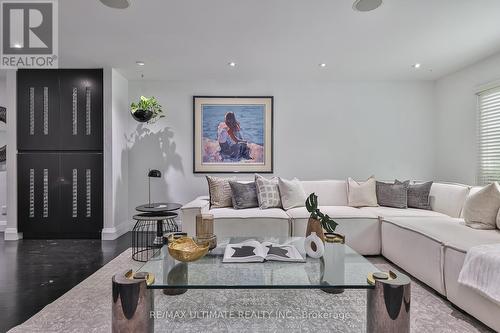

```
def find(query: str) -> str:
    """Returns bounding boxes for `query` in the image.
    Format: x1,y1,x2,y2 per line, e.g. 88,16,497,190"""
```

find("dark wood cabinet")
17,70,60,150
58,69,103,150
17,69,103,238
18,153,103,238
17,69,103,151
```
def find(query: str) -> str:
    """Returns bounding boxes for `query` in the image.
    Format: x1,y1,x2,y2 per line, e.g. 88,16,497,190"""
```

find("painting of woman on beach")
194,96,273,173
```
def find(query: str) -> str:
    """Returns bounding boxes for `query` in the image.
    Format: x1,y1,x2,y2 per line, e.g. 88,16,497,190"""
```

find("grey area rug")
8,249,493,333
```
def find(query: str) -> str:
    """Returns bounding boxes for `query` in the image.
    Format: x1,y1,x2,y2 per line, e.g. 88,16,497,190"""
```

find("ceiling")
58,0,500,81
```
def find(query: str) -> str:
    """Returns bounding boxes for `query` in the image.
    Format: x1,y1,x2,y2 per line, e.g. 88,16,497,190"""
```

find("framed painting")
193,96,273,173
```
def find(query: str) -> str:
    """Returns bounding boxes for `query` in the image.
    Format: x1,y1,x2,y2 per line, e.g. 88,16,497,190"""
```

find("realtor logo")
1,0,58,68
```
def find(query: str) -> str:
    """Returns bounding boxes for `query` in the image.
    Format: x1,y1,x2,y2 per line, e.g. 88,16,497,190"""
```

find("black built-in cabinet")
17,69,103,238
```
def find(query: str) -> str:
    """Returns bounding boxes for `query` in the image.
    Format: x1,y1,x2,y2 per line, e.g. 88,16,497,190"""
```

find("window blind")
477,86,500,185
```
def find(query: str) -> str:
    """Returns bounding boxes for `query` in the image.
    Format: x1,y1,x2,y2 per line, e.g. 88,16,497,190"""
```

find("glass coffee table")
112,237,411,333
141,237,377,290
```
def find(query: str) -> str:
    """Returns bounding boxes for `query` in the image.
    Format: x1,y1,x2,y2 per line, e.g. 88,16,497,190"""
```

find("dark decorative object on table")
147,169,161,207
130,96,164,123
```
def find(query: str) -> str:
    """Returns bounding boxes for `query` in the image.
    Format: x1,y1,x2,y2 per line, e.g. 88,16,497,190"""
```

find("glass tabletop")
139,237,379,290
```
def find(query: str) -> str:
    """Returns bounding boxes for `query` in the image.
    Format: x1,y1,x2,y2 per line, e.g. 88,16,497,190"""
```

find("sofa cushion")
255,174,282,209
206,176,235,208
396,180,432,210
300,180,348,206
382,217,500,252
229,181,259,209
278,178,307,210
208,207,289,220
286,206,377,219
462,182,500,230
460,186,483,218
360,206,448,219
376,181,408,208
347,176,378,207
429,182,470,218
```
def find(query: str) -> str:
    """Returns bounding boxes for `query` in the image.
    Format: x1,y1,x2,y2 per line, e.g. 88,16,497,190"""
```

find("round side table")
132,202,182,262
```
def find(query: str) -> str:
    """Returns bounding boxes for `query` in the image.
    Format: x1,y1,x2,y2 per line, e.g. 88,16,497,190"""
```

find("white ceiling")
58,0,500,81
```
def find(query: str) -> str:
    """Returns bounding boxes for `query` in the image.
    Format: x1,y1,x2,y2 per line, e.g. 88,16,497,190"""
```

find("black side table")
132,202,182,262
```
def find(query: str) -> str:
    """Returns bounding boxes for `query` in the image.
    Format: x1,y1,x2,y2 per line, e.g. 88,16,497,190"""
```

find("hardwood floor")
0,232,131,332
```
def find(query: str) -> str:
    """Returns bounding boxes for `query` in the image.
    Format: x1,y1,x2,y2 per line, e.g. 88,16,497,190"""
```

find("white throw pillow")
277,178,307,210
347,176,378,207
463,182,500,230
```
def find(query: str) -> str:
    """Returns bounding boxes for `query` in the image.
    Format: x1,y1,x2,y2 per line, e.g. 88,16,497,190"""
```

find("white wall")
435,51,500,185
102,68,131,240
127,79,436,214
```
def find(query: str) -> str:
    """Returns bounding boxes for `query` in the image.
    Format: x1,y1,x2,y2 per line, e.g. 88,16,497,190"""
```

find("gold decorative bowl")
167,237,209,262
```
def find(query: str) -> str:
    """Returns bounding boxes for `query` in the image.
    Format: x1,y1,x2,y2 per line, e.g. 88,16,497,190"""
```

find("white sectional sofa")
181,180,500,331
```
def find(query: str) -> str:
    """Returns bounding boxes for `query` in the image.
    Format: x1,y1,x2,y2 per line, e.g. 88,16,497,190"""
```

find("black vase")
131,109,153,123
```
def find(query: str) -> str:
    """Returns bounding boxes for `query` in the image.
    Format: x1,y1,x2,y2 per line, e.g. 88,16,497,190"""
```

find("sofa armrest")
180,196,210,236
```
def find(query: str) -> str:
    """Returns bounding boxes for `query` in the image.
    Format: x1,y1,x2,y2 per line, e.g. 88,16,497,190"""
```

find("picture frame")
193,96,273,173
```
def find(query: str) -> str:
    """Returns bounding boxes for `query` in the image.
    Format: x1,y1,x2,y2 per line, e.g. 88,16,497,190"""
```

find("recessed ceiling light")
13,43,22,48
228,62,236,67
100,0,130,9
319,63,327,68
136,61,145,66
353,0,383,12
412,63,421,69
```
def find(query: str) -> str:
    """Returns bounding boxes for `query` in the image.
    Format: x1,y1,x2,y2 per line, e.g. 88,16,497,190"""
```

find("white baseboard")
101,220,133,241
4,227,22,240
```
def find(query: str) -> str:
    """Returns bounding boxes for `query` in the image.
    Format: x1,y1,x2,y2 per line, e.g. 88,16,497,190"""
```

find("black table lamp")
147,169,162,207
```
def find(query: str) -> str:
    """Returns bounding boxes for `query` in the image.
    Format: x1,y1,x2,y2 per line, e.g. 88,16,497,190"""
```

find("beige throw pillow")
347,176,378,207
277,178,307,210
206,176,236,208
463,182,500,230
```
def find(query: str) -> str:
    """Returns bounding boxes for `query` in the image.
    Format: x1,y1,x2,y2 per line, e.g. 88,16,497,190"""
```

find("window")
477,86,500,185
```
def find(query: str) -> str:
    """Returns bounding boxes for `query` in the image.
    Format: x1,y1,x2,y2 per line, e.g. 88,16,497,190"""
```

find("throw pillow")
463,182,500,230
347,176,378,207
229,181,259,209
395,180,432,210
376,181,409,208
206,176,235,208
277,178,307,210
255,174,282,209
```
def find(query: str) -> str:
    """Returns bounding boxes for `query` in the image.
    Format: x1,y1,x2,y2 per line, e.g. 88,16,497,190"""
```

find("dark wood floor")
0,232,131,332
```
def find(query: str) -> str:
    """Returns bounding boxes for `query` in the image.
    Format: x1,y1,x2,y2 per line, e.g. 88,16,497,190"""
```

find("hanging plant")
130,96,165,123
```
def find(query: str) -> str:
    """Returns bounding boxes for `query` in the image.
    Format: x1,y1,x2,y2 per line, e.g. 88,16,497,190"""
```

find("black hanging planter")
131,109,153,123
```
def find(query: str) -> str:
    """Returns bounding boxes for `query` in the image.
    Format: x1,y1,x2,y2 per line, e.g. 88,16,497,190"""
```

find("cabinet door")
59,153,103,236
59,69,103,150
18,153,61,237
17,70,60,150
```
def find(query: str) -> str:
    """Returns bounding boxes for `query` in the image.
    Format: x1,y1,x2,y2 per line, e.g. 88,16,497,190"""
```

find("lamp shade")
148,169,161,178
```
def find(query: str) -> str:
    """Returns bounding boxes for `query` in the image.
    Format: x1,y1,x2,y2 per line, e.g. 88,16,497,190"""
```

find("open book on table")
223,239,305,263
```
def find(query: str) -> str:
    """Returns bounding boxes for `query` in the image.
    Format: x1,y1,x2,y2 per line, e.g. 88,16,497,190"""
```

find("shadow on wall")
126,123,184,215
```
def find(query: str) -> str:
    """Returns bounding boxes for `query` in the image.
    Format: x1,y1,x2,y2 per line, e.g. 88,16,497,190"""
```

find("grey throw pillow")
206,176,235,208
255,174,282,209
396,180,432,210
376,181,409,208
229,181,259,209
